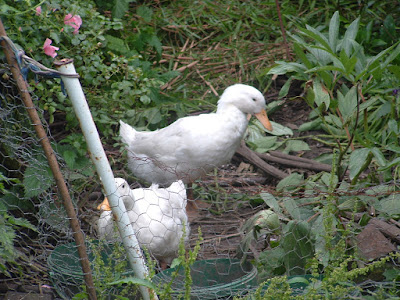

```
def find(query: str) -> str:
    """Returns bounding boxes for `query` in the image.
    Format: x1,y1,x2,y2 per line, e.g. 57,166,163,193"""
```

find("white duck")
119,84,273,186
97,177,189,269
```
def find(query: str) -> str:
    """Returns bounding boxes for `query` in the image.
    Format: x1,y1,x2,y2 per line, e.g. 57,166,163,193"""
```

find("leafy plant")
267,11,400,184
0,174,37,276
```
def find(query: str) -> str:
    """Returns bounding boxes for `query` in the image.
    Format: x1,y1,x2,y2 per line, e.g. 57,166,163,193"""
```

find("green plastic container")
48,241,136,299
153,258,258,299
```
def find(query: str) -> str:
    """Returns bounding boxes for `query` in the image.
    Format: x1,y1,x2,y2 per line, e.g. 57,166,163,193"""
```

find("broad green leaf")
305,65,345,74
249,136,278,153
136,6,153,22
376,194,400,217
282,197,301,220
313,79,330,110
293,43,313,69
348,148,370,180
382,42,400,69
278,76,293,98
282,221,314,275
104,35,129,54
267,62,307,75
358,96,379,112
370,147,386,167
355,43,397,81
300,26,332,53
7,216,37,232
23,163,54,198
264,121,293,136
283,140,310,154
112,0,132,19
340,49,358,75
341,17,360,55
298,118,322,132
277,173,304,192
260,192,282,213
338,86,357,124
328,11,340,52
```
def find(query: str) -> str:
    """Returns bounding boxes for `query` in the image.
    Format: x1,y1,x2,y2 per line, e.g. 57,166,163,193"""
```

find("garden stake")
54,59,157,300
0,19,98,300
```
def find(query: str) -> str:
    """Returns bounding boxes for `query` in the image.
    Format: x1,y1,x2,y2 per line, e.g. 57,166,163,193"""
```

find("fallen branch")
235,142,288,179
257,151,332,173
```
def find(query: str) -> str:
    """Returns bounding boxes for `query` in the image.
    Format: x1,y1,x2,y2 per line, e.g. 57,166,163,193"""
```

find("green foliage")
267,10,400,184
0,184,37,276
157,227,202,299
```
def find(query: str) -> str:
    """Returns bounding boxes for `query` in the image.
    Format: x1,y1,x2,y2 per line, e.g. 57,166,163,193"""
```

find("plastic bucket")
153,258,258,299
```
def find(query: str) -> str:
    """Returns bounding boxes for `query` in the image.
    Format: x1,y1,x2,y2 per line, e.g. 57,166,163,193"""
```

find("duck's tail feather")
119,120,136,145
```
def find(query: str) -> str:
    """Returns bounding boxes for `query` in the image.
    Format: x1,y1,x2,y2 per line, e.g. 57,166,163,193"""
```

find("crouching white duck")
97,178,189,269
119,84,273,186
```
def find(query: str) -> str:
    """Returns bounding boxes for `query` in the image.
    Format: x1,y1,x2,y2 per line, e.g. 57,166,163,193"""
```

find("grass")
146,0,289,105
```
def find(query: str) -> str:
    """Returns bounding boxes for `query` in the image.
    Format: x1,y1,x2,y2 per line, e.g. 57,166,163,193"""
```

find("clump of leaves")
0,173,37,276
267,11,400,185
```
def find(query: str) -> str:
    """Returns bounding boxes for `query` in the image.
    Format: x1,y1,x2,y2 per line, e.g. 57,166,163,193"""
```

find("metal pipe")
54,59,155,300
0,20,98,300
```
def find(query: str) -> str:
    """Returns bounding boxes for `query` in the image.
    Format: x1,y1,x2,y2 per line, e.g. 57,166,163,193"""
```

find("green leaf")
283,140,310,154
267,62,307,75
370,147,386,167
109,277,156,290
328,11,340,52
348,148,370,180
313,79,330,110
300,26,332,53
376,194,400,217
293,43,313,69
282,221,314,275
7,215,37,232
23,163,54,198
298,119,322,132
338,86,357,124
62,149,78,169
264,122,293,136
112,0,132,19
277,173,304,192
260,193,282,213
282,197,301,220
341,17,360,55
278,76,293,98
382,42,400,69
136,6,153,22
250,136,278,153
104,35,129,54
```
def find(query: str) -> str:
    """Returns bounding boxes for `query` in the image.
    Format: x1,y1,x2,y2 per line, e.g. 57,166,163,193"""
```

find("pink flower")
35,6,42,16
43,38,59,58
64,14,82,34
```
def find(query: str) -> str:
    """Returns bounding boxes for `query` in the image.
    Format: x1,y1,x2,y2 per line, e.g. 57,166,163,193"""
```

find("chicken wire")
1,58,400,299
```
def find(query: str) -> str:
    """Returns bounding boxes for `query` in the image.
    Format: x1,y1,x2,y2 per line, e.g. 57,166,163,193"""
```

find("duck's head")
97,178,133,211
218,84,273,131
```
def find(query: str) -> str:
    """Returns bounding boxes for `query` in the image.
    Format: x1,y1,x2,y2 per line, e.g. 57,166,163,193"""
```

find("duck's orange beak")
97,197,111,211
254,109,273,131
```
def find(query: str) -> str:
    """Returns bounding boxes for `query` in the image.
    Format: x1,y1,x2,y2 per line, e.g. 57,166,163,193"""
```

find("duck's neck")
217,103,249,135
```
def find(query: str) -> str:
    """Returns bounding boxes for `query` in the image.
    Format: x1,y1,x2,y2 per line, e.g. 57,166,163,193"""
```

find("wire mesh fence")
1,56,400,300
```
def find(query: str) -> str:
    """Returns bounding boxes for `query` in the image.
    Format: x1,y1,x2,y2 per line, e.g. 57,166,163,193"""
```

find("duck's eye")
121,183,126,188
252,98,257,102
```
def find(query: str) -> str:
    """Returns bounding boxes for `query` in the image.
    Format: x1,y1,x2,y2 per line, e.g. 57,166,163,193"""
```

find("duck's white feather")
97,178,189,265
120,84,269,185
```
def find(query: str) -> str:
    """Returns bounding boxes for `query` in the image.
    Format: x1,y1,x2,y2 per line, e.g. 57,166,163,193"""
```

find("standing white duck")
97,177,189,269
119,84,273,186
